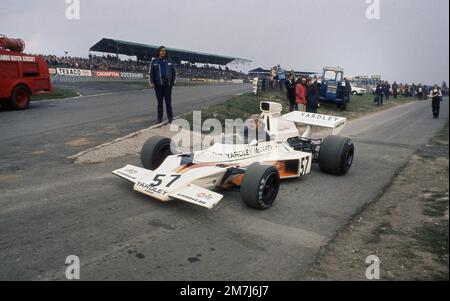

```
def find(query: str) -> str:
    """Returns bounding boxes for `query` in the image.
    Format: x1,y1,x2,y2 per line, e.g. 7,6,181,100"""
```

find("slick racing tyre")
241,163,280,210
319,136,354,175
141,136,172,170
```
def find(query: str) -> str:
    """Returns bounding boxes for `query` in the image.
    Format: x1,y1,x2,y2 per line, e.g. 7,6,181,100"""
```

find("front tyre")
319,136,354,175
140,136,172,170
241,163,280,210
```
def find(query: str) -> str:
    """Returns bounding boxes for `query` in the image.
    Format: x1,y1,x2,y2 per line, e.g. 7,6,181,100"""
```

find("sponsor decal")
136,181,169,196
125,169,138,175
298,112,342,122
176,193,208,205
225,144,273,160
95,70,120,78
0,54,36,62
196,192,213,200
49,68,57,75
120,72,144,79
56,68,91,77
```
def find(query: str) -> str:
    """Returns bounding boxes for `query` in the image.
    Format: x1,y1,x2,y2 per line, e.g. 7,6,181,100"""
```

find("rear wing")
281,111,347,135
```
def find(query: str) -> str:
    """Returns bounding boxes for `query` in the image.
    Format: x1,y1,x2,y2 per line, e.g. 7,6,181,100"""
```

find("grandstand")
86,38,252,80
43,38,252,80
90,38,251,65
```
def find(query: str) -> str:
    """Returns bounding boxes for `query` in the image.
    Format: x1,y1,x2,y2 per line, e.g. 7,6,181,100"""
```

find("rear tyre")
140,136,172,170
319,136,354,175
9,85,30,110
241,163,280,210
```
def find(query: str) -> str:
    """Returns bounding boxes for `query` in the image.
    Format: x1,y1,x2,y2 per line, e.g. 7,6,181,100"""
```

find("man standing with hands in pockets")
149,46,176,124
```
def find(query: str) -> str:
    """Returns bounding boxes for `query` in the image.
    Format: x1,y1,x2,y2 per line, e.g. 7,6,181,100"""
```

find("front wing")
113,165,223,209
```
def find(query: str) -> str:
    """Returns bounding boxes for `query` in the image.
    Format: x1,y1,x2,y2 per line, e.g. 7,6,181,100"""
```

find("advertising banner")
120,72,144,79
56,68,92,77
95,70,120,78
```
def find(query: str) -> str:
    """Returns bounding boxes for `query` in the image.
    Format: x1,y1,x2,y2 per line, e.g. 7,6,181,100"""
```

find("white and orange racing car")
113,101,354,210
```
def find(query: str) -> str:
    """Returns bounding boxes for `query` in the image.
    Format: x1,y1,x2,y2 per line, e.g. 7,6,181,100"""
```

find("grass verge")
181,91,417,129
31,86,80,101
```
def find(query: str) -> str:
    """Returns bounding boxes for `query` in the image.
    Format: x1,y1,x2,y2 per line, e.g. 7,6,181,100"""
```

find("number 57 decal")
149,174,182,188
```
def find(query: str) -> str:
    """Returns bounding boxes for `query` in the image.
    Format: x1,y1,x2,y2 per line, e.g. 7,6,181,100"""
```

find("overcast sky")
1,0,448,84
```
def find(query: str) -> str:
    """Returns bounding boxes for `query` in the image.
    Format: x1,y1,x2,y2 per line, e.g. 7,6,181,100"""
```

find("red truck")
0,35,51,110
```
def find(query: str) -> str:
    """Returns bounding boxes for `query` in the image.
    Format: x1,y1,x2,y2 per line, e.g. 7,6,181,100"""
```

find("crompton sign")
95,71,120,78
56,68,92,77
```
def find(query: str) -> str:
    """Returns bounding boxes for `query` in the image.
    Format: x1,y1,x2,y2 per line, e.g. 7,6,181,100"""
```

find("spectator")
340,81,349,111
295,77,308,112
392,81,399,99
411,83,417,97
277,64,286,92
375,81,384,106
270,66,278,91
385,81,391,100
290,69,296,82
345,78,352,103
306,78,320,113
429,84,443,118
285,73,297,111
149,46,176,124
417,83,424,100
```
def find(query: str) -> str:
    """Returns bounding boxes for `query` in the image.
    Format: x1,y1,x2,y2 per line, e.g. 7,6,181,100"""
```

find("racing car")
113,101,354,210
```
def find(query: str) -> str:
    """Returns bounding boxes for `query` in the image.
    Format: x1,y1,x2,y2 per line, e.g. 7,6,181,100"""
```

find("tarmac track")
0,87,447,280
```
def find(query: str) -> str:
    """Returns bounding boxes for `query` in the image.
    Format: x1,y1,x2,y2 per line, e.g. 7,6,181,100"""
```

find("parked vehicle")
351,85,367,95
0,35,51,110
318,66,346,108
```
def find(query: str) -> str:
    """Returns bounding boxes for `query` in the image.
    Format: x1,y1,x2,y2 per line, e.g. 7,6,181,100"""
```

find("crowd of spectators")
42,54,245,80
43,54,150,73
178,62,245,80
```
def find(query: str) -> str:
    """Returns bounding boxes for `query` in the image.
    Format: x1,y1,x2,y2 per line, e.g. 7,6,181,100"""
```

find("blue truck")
319,66,348,110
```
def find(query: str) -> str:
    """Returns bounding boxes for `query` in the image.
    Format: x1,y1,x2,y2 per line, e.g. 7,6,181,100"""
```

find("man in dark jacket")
285,73,297,111
430,85,443,118
392,81,398,99
306,78,320,113
384,81,391,101
340,80,349,111
149,46,177,124
375,81,384,106
344,78,352,103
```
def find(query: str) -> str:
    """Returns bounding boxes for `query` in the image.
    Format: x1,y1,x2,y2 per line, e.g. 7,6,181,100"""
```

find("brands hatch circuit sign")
0,54,36,62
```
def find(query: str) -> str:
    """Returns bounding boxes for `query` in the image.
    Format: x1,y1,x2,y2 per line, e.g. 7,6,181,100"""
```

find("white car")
113,102,354,210
351,85,367,95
